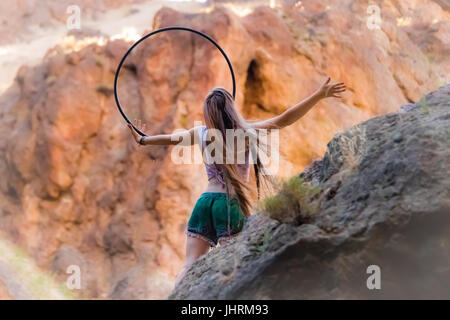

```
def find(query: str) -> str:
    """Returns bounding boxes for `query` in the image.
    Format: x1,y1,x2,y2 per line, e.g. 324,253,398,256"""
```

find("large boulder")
170,85,450,299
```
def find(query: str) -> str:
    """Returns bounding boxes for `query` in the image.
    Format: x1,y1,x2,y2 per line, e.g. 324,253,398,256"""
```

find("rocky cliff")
0,1,448,299
170,85,450,299
0,0,149,45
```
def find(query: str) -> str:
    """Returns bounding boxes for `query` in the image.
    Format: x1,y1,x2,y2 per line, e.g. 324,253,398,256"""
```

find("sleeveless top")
198,125,250,188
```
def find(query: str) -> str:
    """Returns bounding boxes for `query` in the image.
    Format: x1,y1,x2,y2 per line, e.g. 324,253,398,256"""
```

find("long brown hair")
202,87,273,217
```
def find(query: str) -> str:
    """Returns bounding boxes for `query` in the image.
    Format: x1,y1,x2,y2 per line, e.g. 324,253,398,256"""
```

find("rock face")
0,0,148,45
0,235,73,300
170,85,450,299
0,2,448,299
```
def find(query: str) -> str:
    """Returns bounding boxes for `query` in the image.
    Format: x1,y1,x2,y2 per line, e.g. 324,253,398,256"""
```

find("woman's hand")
317,77,346,99
127,119,147,144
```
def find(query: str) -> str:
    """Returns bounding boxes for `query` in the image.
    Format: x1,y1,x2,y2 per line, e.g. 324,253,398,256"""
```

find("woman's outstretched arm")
127,119,197,146
250,77,346,130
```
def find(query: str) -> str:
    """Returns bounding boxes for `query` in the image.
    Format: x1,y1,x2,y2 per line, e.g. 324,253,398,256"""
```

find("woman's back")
198,125,250,192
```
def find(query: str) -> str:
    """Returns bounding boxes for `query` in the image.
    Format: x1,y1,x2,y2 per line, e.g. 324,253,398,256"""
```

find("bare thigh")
185,236,211,266
175,236,211,287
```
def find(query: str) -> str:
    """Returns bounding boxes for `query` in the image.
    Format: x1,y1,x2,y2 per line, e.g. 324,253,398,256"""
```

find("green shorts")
186,192,247,247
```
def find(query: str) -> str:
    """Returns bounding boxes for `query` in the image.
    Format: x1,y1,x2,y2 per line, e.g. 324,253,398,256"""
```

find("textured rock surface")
0,2,448,299
170,85,450,299
0,0,148,45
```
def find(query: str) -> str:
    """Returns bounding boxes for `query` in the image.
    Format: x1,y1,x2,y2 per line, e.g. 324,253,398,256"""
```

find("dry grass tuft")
332,124,368,172
258,176,321,225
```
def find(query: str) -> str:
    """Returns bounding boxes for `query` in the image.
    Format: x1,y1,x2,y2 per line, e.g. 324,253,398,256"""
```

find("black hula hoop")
114,26,237,137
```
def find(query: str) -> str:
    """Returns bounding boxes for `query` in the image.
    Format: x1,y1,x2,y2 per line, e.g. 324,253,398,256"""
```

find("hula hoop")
114,26,237,137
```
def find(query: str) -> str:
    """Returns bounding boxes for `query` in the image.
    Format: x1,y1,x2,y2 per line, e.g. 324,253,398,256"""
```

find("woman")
128,77,345,285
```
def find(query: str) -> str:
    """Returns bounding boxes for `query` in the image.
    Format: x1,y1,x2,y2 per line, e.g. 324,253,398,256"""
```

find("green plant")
418,96,430,114
258,176,321,225
256,230,272,254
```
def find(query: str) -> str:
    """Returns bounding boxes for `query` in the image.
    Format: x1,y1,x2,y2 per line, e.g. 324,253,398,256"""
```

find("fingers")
331,83,346,96
127,123,139,143
322,78,346,98
133,119,147,134
127,123,136,133
333,83,346,89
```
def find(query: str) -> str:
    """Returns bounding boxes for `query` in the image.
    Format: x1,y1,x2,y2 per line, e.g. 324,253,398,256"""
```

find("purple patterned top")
199,126,250,188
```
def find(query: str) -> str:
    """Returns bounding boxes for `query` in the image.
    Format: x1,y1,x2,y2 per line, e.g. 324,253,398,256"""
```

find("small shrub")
258,176,321,225
418,96,430,114
254,230,272,254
